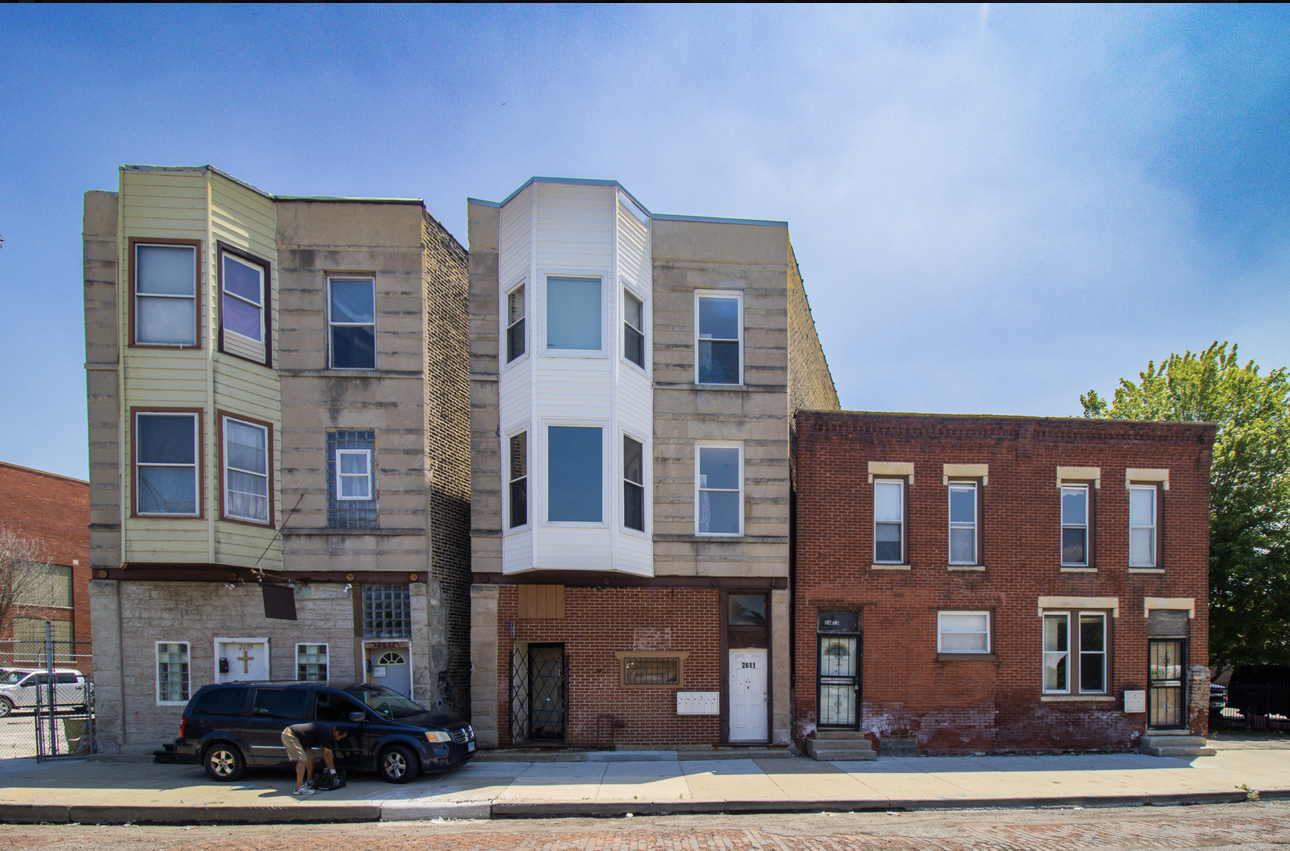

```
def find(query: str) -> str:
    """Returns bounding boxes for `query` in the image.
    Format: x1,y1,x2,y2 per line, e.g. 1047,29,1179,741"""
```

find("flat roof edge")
121,165,422,205
652,213,788,228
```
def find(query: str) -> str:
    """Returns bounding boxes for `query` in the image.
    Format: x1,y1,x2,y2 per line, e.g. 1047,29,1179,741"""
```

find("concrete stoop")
806,731,877,761
1139,731,1216,758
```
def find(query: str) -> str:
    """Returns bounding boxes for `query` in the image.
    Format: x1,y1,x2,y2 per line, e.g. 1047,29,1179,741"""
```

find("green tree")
1081,342,1290,672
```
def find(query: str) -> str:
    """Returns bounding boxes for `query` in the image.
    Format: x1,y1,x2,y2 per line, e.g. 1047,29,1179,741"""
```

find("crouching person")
281,722,350,796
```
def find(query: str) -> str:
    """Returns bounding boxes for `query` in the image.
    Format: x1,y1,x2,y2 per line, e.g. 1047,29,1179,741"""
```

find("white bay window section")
223,416,269,524
696,444,742,536
548,426,603,523
135,243,197,346
624,435,645,532
546,276,602,352
506,283,526,363
623,289,645,369
135,412,199,516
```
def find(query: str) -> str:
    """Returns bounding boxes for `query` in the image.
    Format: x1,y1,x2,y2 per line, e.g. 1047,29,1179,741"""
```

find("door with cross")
215,638,269,683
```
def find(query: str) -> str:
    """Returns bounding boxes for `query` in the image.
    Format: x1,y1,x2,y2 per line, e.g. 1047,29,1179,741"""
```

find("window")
135,411,199,516
509,432,528,529
1061,485,1090,566
623,435,644,532
15,564,73,608
948,482,978,565
157,641,190,705
506,283,526,363
362,584,411,639
937,611,990,654
546,276,602,351
328,277,376,369
251,687,308,719
696,444,742,535
11,618,74,666
1129,485,1156,567
616,651,689,688
327,431,376,529
133,241,198,346
873,479,904,563
219,247,269,363
1043,612,1107,694
623,289,645,369
337,450,372,500
296,644,328,681
695,292,742,384
548,426,603,523
222,415,270,524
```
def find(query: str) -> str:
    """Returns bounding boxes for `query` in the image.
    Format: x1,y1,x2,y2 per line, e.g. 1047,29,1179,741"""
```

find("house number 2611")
742,661,756,668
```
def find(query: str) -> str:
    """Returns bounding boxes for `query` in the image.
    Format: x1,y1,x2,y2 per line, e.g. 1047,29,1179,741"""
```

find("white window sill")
1128,567,1165,574
947,565,985,572
1040,695,1116,702
871,563,910,571
1060,566,1097,573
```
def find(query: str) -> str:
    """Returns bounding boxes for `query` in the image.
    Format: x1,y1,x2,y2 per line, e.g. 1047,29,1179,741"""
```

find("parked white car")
0,669,92,716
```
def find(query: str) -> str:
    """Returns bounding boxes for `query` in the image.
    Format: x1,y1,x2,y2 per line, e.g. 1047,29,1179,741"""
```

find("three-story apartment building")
83,166,469,752
467,178,838,749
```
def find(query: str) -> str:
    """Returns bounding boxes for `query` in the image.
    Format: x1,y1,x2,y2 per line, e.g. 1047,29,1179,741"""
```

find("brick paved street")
2,802,1288,851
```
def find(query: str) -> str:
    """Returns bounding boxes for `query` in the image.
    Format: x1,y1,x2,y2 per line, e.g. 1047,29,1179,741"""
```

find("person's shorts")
281,728,314,763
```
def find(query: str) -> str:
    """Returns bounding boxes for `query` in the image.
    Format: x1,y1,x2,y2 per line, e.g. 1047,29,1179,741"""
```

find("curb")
0,803,382,825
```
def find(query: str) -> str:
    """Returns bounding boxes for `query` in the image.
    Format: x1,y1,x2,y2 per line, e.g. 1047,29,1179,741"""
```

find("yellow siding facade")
119,167,282,570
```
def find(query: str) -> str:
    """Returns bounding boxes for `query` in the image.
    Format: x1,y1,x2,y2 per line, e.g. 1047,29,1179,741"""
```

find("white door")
216,640,268,683
729,648,768,742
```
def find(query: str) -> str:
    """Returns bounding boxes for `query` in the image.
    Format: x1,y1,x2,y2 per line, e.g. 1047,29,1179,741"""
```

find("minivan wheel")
0,698,13,718
378,744,417,783
204,743,245,782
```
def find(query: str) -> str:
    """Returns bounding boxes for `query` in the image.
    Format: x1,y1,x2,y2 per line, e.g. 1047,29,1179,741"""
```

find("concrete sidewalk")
1,736,1288,824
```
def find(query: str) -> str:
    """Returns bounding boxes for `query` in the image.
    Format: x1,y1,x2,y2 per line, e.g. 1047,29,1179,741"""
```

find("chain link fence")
0,633,95,760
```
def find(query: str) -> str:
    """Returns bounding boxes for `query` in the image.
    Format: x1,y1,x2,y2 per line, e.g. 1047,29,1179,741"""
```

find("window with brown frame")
616,651,689,688
130,238,201,348
218,243,271,365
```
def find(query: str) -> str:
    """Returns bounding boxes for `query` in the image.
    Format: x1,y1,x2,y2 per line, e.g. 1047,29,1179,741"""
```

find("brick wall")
494,585,723,747
793,411,1215,753
0,463,92,647
422,211,472,715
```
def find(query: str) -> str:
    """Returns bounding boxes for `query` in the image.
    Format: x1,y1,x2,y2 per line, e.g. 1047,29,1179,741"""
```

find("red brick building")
793,411,1214,755
0,462,92,667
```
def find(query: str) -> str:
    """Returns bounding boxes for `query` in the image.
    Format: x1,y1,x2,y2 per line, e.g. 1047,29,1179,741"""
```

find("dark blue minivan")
173,682,474,783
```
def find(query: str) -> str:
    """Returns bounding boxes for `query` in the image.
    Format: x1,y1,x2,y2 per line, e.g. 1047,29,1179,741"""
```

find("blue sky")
2,4,1287,481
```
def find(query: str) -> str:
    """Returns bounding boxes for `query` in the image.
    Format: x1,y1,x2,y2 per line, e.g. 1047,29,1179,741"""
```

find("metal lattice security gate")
509,643,567,744
1148,639,1187,730
1,634,95,761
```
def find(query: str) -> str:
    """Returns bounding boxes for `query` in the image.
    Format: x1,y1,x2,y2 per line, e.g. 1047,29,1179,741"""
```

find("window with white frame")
506,283,526,363
937,611,991,654
1129,485,1156,567
337,449,372,500
219,247,268,362
548,425,603,522
296,643,328,681
222,416,270,524
509,431,527,529
948,481,978,565
624,435,645,532
873,479,905,564
327,430,376,528
135,412,200,516
134,241,198,346
623,289,645,369
695,292,742,384
328,277,376,369
157,641,190,704
1060,484,1090,566
696,444,742,536
1043,611,1107,694
546,276,602,352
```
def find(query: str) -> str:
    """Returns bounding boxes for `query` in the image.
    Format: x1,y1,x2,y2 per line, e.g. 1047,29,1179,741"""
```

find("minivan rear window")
193,686,248,716
251,688,308,720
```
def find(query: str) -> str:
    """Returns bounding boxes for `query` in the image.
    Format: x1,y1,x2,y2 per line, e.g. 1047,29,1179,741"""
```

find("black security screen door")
817,611,861,730
510,643,567,743
1148,639,1186,729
